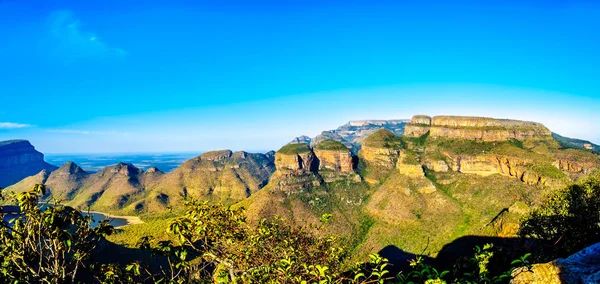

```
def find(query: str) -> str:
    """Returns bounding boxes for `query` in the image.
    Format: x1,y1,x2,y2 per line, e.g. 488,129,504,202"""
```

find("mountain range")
2,115,600,259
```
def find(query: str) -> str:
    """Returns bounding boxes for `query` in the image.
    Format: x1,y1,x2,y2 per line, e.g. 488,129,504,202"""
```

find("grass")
401,131,430,148
362,129,402,149
402,149,420,165
107,216,178,247
427,138,497,156
277,143,312,155
314,140,349,151
528,163,568,179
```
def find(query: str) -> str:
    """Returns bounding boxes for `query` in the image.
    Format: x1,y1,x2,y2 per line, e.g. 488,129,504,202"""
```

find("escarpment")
0,140,57,187
358,129,402,169
404,115,552,142
313,140,361,182
273,143,323,192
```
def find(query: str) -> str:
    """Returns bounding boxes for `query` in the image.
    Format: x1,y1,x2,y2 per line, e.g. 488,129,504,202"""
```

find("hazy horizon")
1,1,599,153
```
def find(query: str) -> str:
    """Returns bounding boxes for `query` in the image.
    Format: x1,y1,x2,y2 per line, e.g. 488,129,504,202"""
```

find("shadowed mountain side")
0,140,57,188
377,236,539,277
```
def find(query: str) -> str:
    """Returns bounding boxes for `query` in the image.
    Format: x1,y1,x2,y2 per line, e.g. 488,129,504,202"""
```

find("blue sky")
0,0,599,153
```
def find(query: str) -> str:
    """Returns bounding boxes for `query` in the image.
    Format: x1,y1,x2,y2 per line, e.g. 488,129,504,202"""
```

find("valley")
3,115,599,267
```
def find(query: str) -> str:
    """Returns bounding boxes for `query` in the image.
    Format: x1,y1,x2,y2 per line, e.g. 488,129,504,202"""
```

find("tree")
0,184,114,283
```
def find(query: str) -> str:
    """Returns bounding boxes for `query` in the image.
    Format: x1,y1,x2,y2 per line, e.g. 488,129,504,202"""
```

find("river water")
84,212,131,228
2,211,134,228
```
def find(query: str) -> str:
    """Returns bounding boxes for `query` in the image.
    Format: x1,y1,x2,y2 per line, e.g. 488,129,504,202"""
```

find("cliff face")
358,129,402,169
443,154,564,186
0,140,57,187
273,143,323,192
313,140,354,173
404,115,552,141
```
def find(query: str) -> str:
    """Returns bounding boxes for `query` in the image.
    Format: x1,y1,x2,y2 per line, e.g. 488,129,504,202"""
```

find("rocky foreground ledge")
512,242,600,283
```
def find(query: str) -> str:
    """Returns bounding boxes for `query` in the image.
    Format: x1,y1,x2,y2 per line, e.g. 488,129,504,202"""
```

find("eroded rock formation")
273,143,323,192
404,115,552,141
358,129,402,169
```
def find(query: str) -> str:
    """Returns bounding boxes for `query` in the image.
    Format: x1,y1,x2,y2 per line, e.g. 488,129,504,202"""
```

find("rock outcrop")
313,140,354,173
359,129,402,169
273,143,323,192
396,150,425,178
313,140,361,183
404,115,552,141
0,140,57,187
437,154,566,187
512,242,600,284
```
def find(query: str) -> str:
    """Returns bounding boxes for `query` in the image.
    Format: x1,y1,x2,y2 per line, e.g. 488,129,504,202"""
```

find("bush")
518,172,600,261
0,185,114,283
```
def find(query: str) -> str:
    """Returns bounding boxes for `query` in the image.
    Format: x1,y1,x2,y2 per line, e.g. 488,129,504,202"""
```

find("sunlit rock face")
404,115,552,142
273,143,323,192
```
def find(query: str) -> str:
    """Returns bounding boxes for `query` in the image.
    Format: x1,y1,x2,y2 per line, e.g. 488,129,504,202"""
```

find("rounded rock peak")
362,129,401,149
277,143,312,155
410,115,432,125
314,140,349,151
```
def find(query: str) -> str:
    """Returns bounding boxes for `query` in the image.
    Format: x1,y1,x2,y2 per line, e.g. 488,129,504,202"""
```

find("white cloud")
0,122,33,129
47,10,127,61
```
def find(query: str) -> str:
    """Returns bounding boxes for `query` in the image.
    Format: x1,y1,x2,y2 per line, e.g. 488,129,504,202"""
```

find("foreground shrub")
518,172,600,261
0,185,114,283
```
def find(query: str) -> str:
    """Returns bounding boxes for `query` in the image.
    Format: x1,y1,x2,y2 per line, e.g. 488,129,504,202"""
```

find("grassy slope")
314,140,349,151
277,143,312,154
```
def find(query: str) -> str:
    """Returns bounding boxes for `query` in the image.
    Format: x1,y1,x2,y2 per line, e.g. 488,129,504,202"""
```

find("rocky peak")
56,162,87,175
106,162,142,177
145,166,162,174
275,143,318,174
313,140,354,173
231,151,247,159
200,150,233,161
289,135,312,145
358,129,402,169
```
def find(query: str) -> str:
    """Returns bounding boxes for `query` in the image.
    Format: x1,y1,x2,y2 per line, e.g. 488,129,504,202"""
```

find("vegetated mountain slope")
236,140,368,242
552,132,600,154
290,119,409,153
238,115,600,263
0,140,57,188
6,150,275,215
